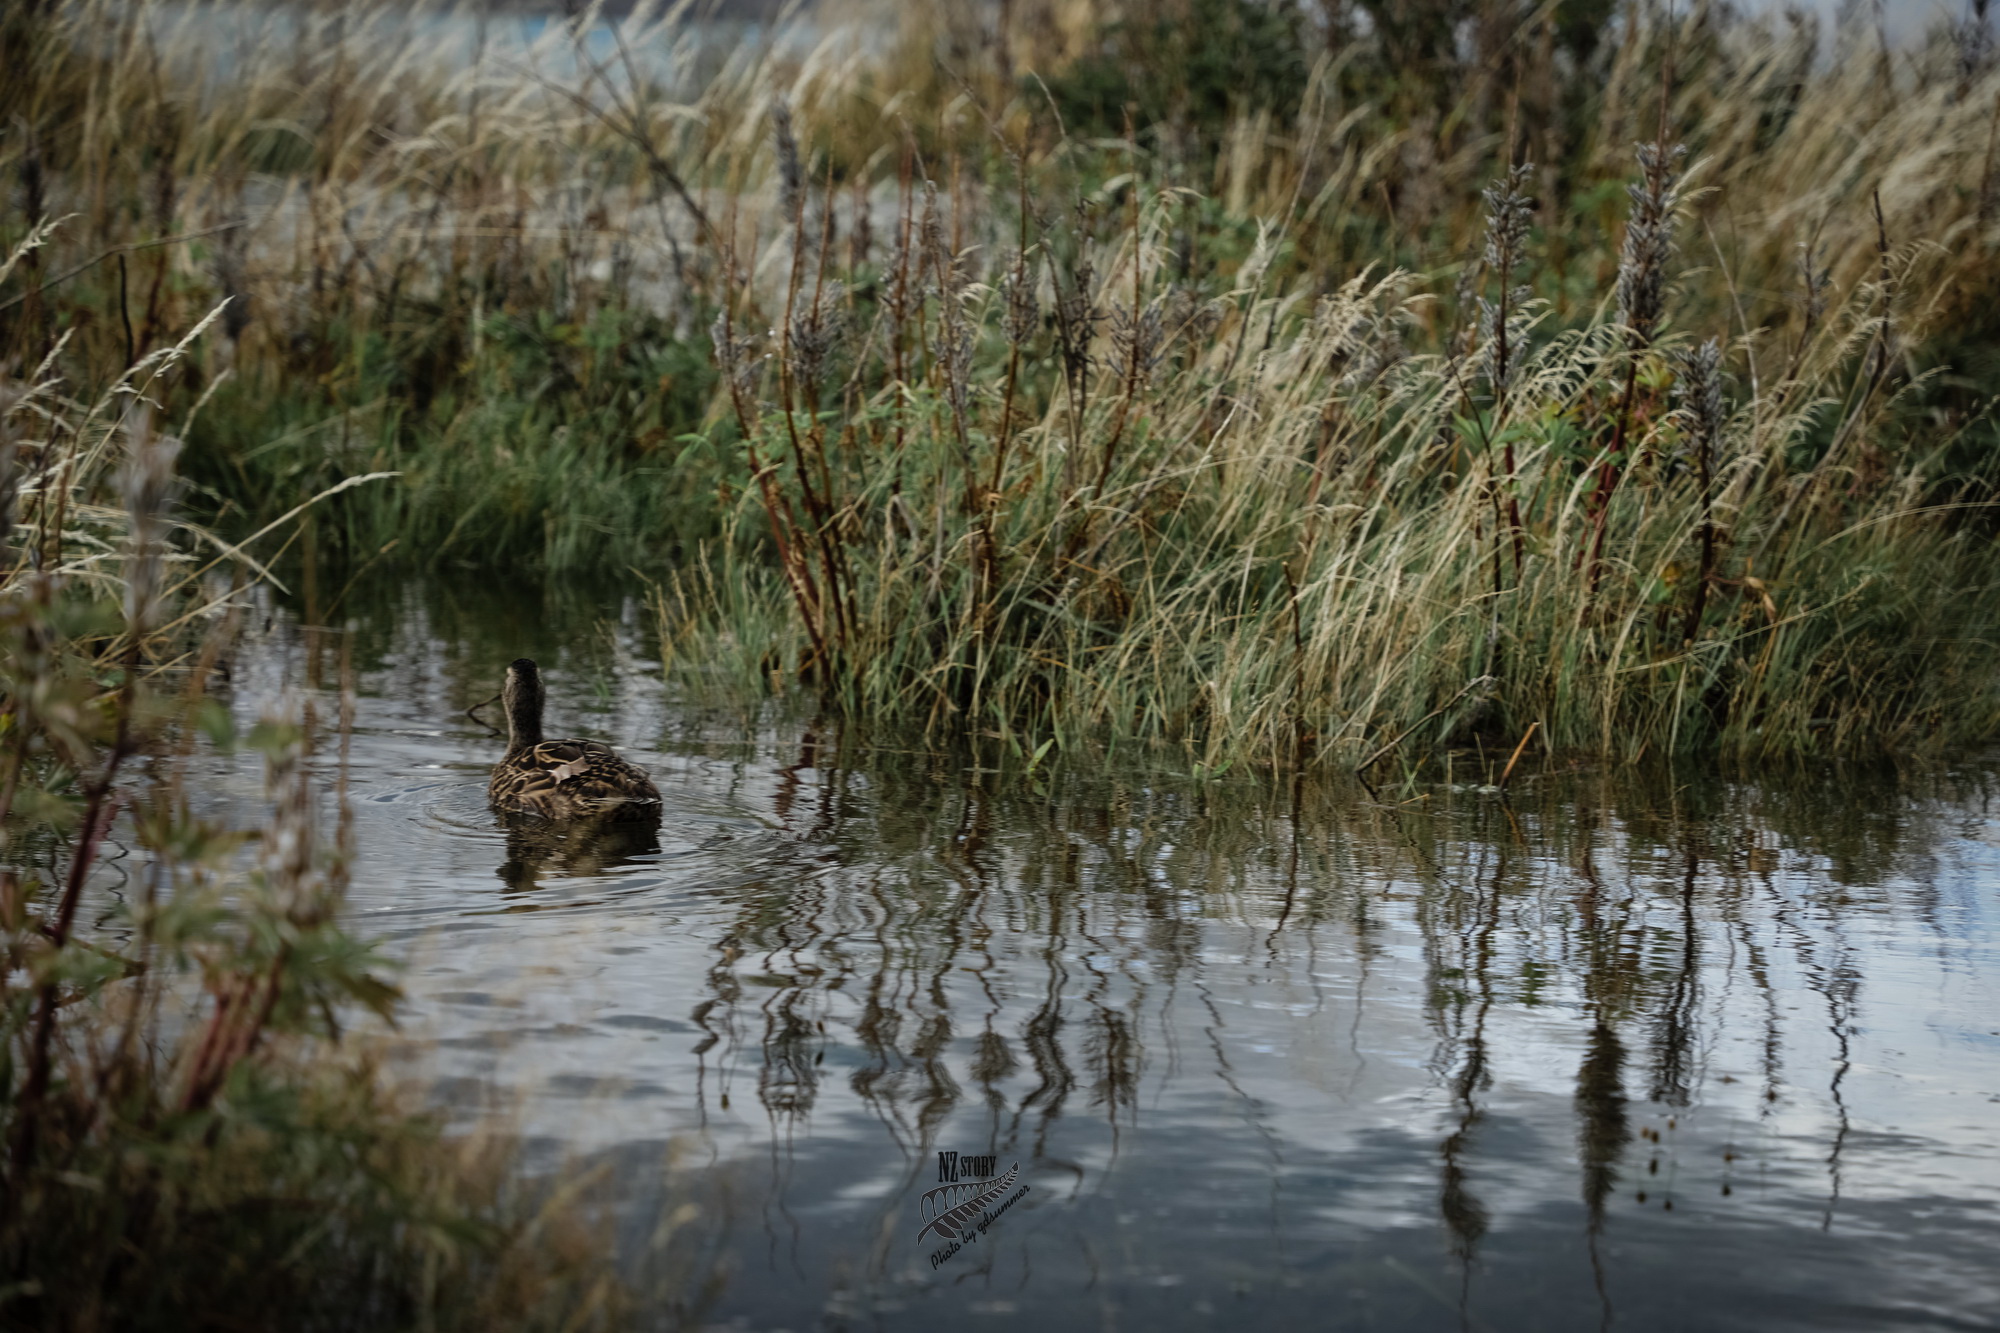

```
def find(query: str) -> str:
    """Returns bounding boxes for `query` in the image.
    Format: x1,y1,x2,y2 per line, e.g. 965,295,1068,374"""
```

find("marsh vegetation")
10,0,2000,763
5,0,2000,1326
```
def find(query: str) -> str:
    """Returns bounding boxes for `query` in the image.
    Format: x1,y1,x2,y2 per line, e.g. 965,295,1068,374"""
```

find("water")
194,576,2000,1331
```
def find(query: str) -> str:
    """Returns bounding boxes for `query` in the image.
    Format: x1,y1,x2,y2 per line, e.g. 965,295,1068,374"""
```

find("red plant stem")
716,235,827,666
9,741,131,1191
806,182,857,650
180,951,290,1114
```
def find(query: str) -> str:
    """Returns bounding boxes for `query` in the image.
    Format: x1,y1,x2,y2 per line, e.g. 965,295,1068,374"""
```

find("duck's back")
489,738,662,821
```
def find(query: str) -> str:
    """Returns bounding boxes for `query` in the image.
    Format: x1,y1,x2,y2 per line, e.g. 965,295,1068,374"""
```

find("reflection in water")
206,580,2000,1331
496,812,662,891
644,726,1998,1328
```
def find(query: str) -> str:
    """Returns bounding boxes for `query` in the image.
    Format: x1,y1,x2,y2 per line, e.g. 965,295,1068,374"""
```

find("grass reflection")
664,723,1993,1264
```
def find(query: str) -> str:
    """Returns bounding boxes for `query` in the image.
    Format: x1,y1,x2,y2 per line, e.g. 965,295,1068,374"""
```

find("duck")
487,658,662,821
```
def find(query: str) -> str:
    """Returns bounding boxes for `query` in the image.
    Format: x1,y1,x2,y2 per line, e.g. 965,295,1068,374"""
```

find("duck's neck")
504,670,545,752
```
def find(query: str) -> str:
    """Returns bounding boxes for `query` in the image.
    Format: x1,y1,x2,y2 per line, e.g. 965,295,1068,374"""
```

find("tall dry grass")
659,4,2000,765
3,0,1999,764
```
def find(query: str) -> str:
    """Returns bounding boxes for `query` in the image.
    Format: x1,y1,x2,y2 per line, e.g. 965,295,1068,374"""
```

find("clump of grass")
0,307,623,1330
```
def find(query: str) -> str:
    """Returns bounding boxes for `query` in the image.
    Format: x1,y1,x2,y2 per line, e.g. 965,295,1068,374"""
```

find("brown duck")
488,658,661,821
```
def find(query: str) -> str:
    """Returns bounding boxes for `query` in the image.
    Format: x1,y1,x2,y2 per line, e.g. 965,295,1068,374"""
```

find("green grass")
0,319,630,1332
190,307,720,573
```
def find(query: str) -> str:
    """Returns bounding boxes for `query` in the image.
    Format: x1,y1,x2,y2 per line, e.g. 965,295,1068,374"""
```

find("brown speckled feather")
488,739,661,821
488,657,661,822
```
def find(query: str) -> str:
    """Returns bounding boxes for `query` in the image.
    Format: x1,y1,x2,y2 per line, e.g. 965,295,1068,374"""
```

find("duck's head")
502,657,544,749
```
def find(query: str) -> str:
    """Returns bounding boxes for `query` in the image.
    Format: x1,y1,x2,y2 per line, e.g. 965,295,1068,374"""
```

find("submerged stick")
1498,721,1540,790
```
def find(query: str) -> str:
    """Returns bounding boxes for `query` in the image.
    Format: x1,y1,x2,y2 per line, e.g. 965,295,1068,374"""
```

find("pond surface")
200,577,2000,1332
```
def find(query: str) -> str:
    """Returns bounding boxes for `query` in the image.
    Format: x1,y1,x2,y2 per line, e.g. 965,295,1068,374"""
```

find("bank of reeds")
659,3,2000,764
0,303,621,1328
6,0,2000,763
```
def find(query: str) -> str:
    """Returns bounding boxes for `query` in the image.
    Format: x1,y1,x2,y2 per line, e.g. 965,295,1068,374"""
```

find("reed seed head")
1055,255,1099,386
1481,162,1535,276
1672,337,1726,454
1110,299,1165,392
1616,141,1688,350
1002,248,1041,347
772,98,803,219
709,311,763,400
788,280,849,387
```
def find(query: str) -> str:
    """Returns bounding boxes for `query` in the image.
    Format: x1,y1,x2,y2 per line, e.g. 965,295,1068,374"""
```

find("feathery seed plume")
772,99,803,219
1111,300,1165,393
1477,163,1536,396
789,280,848,387
1002,248,1041,347
1672,338,1725,455
1054,254,1098,393
709,311,763,401
1616,142,1688,349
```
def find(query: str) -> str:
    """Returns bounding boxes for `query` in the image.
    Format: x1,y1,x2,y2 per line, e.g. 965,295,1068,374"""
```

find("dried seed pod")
1672,337,1726,455
1110,299,1165,392
1002,248,1040,347
849,177,872,270
939,322,975,420
1797,242,1831,332
920,181,963,304
919,182,975,415
1481,162,1535,276
1477,284,1533,395
1190,298,1225,345
1448,260,1481,361
1958,1,1994,91
772,99,803,220
1344,313,1407,391
1616,141,1688,350
884,229,920,326
1478,162,1537,396
709,311,763,401
1054,255,1098,389
788,280,848,387
0,384,18,550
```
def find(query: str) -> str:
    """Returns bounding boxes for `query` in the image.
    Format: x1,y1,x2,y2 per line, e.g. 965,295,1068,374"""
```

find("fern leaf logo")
916,1162,1019,1243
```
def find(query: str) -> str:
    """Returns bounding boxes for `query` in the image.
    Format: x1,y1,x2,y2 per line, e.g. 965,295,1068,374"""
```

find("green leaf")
11,785,82,834
196,698,236,749
244,720,301,756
